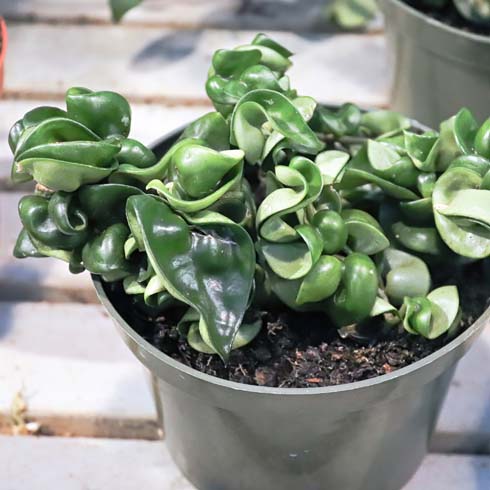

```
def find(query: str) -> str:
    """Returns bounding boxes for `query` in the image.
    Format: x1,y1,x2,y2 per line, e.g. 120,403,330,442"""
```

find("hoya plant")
420,0,490,24
10,34,490,361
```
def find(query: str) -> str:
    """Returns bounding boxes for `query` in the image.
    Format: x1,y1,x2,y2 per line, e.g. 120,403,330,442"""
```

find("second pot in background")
382,0,490,128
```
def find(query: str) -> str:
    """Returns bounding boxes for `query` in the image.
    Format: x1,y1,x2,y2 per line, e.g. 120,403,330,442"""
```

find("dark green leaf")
126,195,255,360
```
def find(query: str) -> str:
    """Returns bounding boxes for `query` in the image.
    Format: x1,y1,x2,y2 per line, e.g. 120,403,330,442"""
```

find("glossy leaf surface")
126,194,255,359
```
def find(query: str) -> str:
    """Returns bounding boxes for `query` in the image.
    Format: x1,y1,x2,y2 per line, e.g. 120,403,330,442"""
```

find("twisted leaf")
342,144,419,200
78,183,143,229
231,89,324,164
342,208,389,255
433,166,490,258
310,103,362,138
13,117,118,191
404,130,440,171
147,150,244,214
296,255,343,305
9,106,67,154
437,108,478,171
126,194,255,359
82,223,134,282
360,110,410,136
403,286,460,339
179,112,230,151
18,195,88,250
312,210,348,254
381,248,431,306
66,87,131,138
206,34,293,116
315,150,350,185
327,253,378,327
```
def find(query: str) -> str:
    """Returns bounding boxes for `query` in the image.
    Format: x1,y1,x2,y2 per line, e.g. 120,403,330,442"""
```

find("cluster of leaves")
325,0,378,29
10,34,490,361
419,0,490,25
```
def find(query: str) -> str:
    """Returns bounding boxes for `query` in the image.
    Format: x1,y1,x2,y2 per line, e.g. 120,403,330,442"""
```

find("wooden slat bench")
0,3,488,488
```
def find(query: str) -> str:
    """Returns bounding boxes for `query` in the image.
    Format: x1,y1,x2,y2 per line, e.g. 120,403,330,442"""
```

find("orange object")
0,18,8,95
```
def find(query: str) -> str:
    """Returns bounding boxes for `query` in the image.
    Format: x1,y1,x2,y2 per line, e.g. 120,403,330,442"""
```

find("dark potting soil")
404,0,490,36
108,261,490,388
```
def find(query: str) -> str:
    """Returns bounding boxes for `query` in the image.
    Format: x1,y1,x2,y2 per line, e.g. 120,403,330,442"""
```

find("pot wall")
94,276,488,490
155,368,453,490
382,0,490,127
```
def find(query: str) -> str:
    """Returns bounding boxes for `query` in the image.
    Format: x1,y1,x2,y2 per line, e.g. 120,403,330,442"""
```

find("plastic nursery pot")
94,278,489,490
382,0,490,128
0,17,7,96
93,123,487,490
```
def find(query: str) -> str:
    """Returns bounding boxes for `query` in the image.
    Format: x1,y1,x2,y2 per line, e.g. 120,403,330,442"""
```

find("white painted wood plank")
433,327,490,454
0,302,159,438
0,435,189,490
1,434,489,490
4,25,388,107
0,0,381,32
404,453,490,490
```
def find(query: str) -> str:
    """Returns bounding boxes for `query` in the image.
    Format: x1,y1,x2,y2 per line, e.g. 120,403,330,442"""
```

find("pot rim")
386,0,490,44
0,17,8,67
93,273,489,397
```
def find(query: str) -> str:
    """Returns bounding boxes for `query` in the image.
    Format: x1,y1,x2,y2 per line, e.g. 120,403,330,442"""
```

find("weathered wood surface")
3,24,388,107
0,0,382,32
1,434,489,490
0,302,159,439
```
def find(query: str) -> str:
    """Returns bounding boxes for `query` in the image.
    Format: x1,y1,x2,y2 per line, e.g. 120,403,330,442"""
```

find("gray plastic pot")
382,0,490,128
92,125,488,490
94,275,488,490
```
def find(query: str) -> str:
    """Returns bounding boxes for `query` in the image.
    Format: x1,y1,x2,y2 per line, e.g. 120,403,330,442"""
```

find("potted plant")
9,34,490,490
382,0,490,127
0,17,7,96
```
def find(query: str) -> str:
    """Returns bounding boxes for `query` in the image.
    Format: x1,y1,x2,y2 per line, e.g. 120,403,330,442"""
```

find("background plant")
109,0,379,29
413,0,490,25
109,0,490,28
10,34,490,361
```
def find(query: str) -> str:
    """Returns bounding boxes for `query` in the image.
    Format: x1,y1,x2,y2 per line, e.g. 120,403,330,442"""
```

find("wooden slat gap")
0,413,161,440
3,15,384,35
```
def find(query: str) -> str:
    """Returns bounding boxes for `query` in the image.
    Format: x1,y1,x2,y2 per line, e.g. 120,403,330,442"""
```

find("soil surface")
404,0,490,36
108,261,490,388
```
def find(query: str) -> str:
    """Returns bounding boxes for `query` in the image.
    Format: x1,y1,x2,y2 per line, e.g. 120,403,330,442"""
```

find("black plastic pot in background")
89,119,488,490
382,0,490,128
